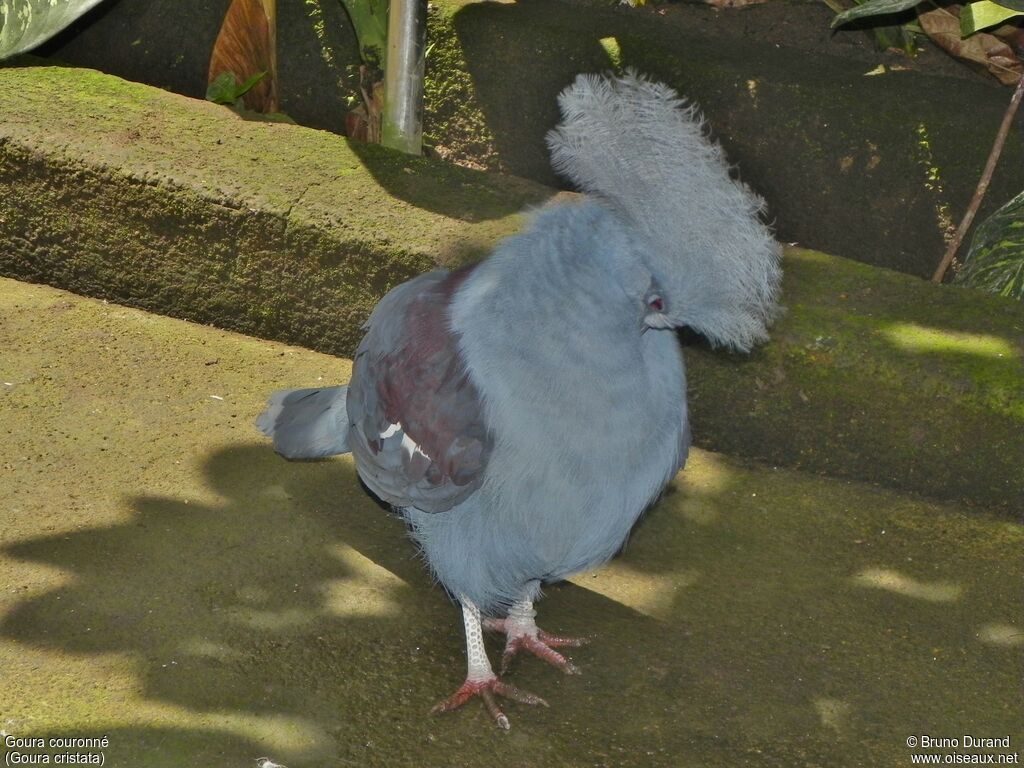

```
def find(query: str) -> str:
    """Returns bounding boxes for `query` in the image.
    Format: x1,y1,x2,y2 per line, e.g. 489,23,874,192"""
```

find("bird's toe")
501,634,581,676
432,676,547,730
536,629,590,648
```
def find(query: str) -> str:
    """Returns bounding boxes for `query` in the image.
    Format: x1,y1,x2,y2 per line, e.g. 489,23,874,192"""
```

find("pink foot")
431,676,547,730
484,617,589,675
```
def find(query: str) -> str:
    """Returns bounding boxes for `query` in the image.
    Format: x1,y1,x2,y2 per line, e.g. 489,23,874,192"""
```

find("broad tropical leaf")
975,0,1024,11
209,0,277,113
961,0,1024,35
0,0,107,60
956,190,1024,300
831,0,924,28
340,0,387,67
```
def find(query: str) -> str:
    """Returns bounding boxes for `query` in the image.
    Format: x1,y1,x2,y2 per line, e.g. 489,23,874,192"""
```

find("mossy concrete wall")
0,63,549,355
36,0,1024,278
687,250,1023,515
0,64,1021,515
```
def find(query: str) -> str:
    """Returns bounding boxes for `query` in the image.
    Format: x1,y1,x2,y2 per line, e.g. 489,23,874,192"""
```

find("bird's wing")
346,266,492,513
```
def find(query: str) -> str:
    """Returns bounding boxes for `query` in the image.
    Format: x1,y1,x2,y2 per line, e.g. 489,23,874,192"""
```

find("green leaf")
235,70,267,97
956,190,1024,301
205,70,267,106
831,0,924,28
339,0,388,68
960,0,1024,35
975,0,1024,11
0,0,109,61
206,71,241,105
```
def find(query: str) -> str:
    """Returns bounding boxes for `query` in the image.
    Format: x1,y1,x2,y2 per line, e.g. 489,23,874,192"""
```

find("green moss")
1,64,1021,514
0,64,551,356
1,279,1021,765
423,9,502,170
688,247,1024,513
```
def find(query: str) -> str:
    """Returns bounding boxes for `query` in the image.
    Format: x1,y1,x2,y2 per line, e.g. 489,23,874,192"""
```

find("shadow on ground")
3,440,1021,767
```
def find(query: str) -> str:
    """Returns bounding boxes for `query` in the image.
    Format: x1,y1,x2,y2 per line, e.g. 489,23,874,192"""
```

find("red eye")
648,296,664,312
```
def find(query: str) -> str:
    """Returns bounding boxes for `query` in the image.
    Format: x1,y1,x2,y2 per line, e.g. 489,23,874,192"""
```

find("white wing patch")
401,432,430,462
381,422,432,463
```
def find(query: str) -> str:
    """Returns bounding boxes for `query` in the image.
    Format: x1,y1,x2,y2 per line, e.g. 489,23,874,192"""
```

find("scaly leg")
483,590,588,675
432,597,547,730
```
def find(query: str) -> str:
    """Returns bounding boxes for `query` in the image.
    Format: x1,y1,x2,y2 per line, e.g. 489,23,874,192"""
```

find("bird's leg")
483,593,588,675
431,597,547,730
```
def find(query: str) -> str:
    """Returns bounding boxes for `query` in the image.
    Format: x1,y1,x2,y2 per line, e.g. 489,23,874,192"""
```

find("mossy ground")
2,278,1021,767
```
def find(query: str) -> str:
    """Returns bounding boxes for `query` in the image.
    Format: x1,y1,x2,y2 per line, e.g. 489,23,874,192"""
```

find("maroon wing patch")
346,265,491,513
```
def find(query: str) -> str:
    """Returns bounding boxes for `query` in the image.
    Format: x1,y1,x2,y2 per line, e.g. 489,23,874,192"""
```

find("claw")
500,634,582,676
485,616,590,675
537,629,590,648
432,676,547,730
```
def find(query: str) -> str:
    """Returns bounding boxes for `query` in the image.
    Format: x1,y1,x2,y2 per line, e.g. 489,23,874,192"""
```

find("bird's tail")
256,385,351,460
545,70,782,351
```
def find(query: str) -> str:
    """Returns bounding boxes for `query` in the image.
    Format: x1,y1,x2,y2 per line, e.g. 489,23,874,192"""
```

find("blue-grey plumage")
256,70,781,729
255,386,350,459
406,201,688,614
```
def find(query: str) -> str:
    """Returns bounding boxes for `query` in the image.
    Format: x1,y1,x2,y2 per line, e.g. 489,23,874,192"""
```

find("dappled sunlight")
302,0,345,76
93,704,338,761
663,448,761,526
813,697,853,733
976,622,1024,647
912,122,955,243
179,638,244,663
598,37,622,72
880,322,1017,360
675,448,733,499
674,496,719,526
570,563,700,621
746,78,759,101
0,441,455,763
852,567,963,603
225,606,321,631
181,710,335,759
0,641,336,763
322,543,409,618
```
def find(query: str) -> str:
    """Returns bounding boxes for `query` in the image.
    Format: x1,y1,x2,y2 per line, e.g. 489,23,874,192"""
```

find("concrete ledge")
34,0,1024,278
0,63,550,354
1,277,1020,765
0,64,1021,513
687,249,1023,514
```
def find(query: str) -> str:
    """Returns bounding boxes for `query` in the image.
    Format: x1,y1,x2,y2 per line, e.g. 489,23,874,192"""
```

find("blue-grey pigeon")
257,71,782,729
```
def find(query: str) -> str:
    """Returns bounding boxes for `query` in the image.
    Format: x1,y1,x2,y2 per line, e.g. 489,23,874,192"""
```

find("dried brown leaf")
918,5,1023,85
209,0,278,113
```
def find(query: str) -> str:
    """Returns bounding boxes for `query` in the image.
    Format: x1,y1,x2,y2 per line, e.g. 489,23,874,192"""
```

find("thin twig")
932,73,1024,283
